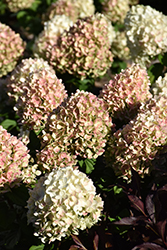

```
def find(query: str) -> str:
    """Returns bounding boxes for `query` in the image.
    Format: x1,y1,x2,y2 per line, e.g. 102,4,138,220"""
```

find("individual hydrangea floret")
124,5,167,66
36,144,77,173
105,96,167,180
7,58,56,103
49,13,114,80
5,0,35,12
151,73,167,98
0,22,25,77
42,0,95,23
27,166,104,243
13,67,67,132
0,125,40,192
99,64,152,122
111,30,130,61
42,90,113,159
102,0,130,24
33,15,73,60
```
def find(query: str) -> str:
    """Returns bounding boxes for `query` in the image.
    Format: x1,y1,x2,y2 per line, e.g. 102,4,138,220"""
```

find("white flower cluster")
152,73,167,98
27,166,103,243
124,5,167,66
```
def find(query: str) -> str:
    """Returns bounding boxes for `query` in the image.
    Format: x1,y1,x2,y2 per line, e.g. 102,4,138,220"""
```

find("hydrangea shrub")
124,5,167,66
99,64,152,122
105,97,167,180
49,13,114,80
42,90,113,159
27,166,104,243
0,22,25,77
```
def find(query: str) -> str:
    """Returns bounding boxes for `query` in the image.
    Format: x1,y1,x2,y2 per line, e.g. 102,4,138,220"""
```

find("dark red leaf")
69,245,81,250
112,216,146,226
71,235,87,250
93,233,99,250
131,242,166,250
156,220,167,245
145,192,155,223
128,194,146,216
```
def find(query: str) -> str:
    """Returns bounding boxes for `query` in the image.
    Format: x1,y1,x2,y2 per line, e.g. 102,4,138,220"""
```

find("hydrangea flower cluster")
14,66,67,132
42,0,95,23
111,30,130,61
151,73,167,98
0,125,39,192
102,0,130,24
0,22,25,77
105,96,167,180
36,144,77,173
99,64,152,122
42,90,113,159
124,5,167,66
7,58,55,103
27,166,104,243
5,0,35,12
49,13,115,80
33,15,73,60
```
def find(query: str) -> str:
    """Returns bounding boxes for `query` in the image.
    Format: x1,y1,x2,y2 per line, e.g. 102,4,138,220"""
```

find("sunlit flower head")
0,125,39,192
5,0,35,12
27,166,104,243
42,90,113,159
99,64,152,122
105,96,167,180
0,22,25,77
49,13,114,80
124,5,167,66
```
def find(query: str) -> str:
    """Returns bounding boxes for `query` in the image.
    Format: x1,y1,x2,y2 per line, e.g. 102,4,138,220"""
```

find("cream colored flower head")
152,73,167,98
27,166,104,243
124,5,167,66
5,0,35,12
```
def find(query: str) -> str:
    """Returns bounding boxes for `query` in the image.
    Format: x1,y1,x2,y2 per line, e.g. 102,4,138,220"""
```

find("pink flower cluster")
0,125,38,192
41,90,113,159
42,0,95,23
49,13,114,80
102,0,130,24
105,96,167,179
14,66,67,132
0,22,25,77
99,64,152,122
36,144,77,173
7,58,55,103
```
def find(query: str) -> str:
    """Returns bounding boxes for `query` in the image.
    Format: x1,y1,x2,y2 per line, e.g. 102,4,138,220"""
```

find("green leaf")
0,119,17,131
29,244,45,250
85,158,96,174
147,63,164,84
113,186,123,195
158,52,167,66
